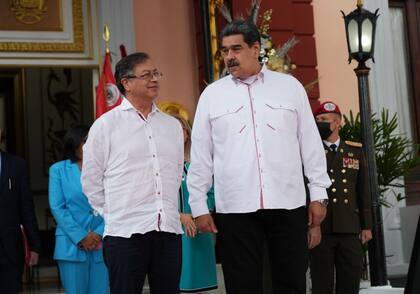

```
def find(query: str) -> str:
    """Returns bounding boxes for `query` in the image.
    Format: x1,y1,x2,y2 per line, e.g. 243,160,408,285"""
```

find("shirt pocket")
264,101,298,135
210,103,246,138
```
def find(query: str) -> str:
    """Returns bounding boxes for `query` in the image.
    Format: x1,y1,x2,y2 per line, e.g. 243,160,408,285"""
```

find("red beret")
313,101,341,117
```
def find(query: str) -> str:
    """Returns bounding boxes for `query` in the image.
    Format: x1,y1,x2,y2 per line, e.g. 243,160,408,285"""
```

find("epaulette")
345,140,362,148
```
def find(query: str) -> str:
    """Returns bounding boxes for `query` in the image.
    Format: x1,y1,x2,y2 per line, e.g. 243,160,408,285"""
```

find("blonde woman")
174,114,218,293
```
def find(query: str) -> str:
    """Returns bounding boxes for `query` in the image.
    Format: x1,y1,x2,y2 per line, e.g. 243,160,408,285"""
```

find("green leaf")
340,109,420,207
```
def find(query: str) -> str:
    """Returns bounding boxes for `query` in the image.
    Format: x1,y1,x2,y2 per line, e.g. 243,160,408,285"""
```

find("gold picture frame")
0,0,85,53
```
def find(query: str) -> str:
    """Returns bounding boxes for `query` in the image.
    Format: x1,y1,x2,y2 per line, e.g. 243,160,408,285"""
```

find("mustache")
227,59,239,67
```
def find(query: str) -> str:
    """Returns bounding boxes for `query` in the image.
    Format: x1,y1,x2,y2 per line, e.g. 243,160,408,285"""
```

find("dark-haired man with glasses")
82,52,184,294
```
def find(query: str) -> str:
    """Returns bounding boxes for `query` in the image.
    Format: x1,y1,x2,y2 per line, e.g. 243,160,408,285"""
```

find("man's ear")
252,41,261,57
121,79,130,94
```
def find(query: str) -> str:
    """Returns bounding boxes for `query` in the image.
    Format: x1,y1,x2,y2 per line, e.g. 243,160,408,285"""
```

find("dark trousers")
310,234,363,294
216,207,308,294
103,231,182,294
0,244,23,294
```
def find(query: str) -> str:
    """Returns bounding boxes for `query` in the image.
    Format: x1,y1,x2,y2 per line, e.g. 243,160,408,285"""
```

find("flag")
96,52,122,118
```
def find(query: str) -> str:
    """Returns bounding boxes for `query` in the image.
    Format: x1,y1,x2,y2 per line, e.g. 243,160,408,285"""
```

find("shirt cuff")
190,202,210,218
309,186,329,202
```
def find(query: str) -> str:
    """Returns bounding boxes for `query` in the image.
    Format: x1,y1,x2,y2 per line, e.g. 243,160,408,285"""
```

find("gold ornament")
10,0,48,25
158,102,190,123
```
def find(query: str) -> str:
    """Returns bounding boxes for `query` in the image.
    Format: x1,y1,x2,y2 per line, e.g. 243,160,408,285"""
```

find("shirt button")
155,173,159,176
152,154,156,158
157,192,161,195
149,136,152,139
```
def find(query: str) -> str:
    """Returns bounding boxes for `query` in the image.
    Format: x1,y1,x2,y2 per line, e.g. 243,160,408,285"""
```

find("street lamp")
341,0,387,287
343,0,379,65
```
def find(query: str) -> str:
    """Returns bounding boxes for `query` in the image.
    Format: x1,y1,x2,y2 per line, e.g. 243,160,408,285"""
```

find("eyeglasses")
125,70,163,81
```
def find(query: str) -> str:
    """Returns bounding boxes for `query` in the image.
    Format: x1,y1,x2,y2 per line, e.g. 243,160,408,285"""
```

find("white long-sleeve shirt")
187,66,331,217
81,98,184,237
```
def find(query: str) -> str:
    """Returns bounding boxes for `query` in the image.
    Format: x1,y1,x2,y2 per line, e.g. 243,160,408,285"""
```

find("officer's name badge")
343,157,359,169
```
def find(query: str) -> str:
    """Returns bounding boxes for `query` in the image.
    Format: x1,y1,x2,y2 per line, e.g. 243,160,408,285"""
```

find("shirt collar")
231,64,266,85
323,138,340,148
120,96,160,115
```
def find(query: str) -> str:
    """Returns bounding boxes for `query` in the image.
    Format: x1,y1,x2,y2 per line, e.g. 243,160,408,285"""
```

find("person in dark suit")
0,128,41,294
310,101,373,294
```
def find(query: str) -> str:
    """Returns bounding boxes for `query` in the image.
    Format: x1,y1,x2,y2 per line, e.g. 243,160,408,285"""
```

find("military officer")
310,101,373,294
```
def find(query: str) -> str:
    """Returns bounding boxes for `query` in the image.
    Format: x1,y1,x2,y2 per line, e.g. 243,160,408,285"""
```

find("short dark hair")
219,19,261,47
114,52,150,95
62,125,90,163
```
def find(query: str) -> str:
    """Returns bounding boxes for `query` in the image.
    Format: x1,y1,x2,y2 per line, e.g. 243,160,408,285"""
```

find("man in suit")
310,101,373,294
0,128,41,294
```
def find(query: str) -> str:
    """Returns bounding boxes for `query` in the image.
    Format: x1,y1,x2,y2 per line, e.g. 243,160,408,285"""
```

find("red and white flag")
95,52,122,118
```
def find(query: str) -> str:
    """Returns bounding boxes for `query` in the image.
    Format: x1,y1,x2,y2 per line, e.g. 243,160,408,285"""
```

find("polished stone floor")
19,264,226,294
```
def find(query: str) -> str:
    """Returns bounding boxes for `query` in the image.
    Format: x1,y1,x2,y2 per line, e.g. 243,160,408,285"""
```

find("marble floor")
19,264,226,294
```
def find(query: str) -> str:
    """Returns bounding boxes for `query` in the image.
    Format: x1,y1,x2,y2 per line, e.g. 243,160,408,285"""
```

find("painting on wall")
42,68,81,172
0,0,86,53
0,0,63,31
25,67,93,192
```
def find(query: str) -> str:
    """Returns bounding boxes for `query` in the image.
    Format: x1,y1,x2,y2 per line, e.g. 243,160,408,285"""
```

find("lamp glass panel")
348,19,359,53
361,19,373,52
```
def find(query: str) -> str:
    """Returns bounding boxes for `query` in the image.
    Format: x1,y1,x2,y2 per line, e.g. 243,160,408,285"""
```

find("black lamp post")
342,0,387,286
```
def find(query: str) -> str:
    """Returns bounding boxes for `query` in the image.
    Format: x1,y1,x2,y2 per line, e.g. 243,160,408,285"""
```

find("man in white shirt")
187,19,331,294
81,52,184,294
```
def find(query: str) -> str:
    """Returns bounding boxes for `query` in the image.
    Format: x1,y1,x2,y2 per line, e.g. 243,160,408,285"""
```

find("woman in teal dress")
174,114,218,293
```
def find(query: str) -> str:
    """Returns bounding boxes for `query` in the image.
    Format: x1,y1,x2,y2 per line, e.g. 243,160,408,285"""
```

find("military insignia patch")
324,102,337,112
343,158,359,169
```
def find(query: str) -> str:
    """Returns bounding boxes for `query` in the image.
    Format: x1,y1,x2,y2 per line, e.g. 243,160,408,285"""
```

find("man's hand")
29,251,39,266
180,213,197,238
361,229,373,244
195,214,218,233
80,232,102,250
308,225,322,249
308,201,327,227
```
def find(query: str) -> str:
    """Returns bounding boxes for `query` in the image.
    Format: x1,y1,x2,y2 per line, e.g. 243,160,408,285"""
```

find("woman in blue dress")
48,125,109,294
174,114,218,293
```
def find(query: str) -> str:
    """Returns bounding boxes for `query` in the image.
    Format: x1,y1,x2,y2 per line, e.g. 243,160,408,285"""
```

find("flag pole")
103,24,110,54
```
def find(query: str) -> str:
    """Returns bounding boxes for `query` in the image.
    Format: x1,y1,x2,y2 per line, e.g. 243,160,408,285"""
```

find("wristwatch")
315,199,329,207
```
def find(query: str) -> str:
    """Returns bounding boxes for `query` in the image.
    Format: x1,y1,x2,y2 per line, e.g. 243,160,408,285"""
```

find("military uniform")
310,140,372,294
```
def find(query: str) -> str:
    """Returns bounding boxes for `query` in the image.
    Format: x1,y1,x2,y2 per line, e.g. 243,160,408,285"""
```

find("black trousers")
216,207,308,294
103,231,182,294
310,234,363,294
0,243,23,294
